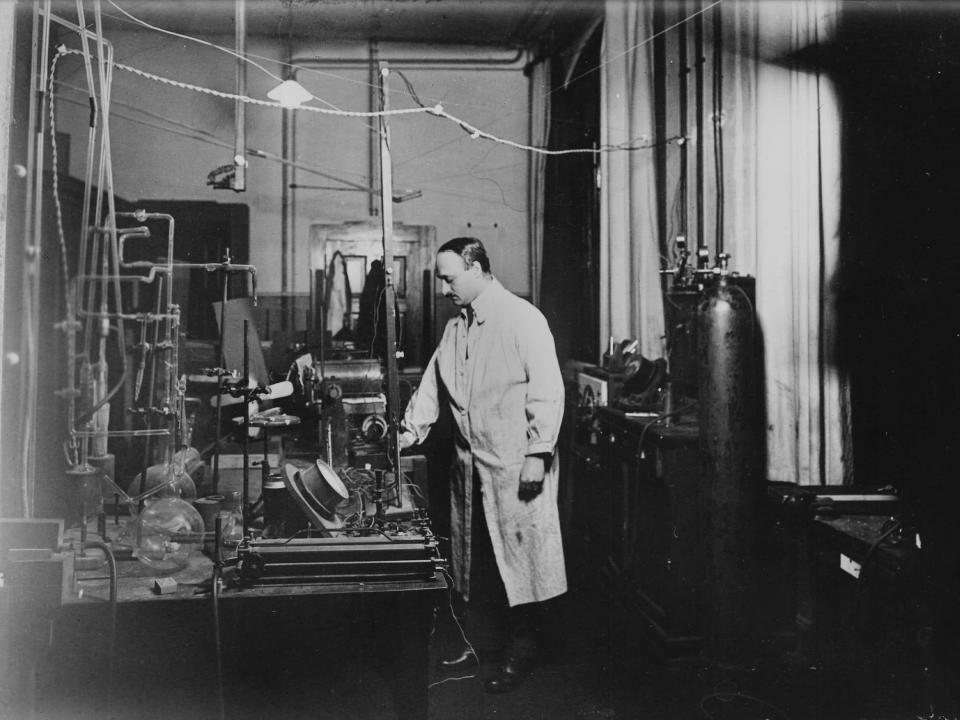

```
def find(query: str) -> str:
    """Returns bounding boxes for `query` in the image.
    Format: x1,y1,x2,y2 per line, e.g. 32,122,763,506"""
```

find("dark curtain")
540,28,603,366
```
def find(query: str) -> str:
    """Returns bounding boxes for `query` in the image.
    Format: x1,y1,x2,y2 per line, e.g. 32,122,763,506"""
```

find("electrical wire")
86,0,722,173
102,0,708,134
102,0,524,133
562,0,724,94
106,0,282,83
637,401,698,452
54,89,381,196
105,0,353,117
428,567,479,689
47,50,73,318
396,65,683,155
59,47,680,157
110,0,721,148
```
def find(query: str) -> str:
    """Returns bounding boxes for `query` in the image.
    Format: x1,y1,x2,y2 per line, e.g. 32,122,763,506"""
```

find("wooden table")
43,539,446,720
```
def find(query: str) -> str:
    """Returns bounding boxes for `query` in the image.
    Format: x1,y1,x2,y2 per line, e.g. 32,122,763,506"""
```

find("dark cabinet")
569,406,705,659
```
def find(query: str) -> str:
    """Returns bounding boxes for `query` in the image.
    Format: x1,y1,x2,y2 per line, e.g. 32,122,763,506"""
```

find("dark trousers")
466,476,565,661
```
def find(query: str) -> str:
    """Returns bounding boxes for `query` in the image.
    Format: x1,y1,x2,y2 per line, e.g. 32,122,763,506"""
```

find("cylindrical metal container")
318,358,382,395
697,274,763,662
261,471,306,538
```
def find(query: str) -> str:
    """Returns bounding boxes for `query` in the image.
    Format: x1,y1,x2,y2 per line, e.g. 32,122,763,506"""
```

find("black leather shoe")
483,656,537,694
436,648,478,671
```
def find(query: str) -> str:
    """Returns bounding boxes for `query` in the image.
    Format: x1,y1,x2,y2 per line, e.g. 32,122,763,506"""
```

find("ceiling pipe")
287,48,526,71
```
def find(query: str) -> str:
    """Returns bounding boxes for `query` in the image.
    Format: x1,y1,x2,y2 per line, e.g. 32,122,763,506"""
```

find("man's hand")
518,455,546,502
398,430,417,451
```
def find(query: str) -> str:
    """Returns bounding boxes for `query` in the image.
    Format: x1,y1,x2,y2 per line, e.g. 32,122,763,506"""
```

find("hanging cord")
394,68,683,155
48,48,74,319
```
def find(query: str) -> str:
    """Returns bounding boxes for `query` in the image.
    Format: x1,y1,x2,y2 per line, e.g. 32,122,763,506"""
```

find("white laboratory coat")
403,278,566,606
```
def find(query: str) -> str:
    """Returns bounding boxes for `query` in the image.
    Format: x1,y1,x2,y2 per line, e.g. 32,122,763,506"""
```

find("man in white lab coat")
400,237,567,693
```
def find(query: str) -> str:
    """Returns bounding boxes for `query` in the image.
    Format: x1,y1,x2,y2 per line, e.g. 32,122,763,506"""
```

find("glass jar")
218,490,245,553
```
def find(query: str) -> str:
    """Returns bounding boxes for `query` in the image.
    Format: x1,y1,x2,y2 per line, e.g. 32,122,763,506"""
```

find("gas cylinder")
697,274,763,662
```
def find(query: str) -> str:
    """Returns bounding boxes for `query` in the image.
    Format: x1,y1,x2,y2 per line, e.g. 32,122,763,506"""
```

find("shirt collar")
462,277,500,325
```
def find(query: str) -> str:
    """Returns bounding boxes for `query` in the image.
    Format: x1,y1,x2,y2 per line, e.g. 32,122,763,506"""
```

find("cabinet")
569,406,705,659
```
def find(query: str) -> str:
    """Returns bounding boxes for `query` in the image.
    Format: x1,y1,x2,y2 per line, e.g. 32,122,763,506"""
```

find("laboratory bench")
3,525,446,720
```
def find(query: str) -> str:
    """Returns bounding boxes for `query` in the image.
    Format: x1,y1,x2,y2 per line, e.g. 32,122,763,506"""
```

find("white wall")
52,27,532,297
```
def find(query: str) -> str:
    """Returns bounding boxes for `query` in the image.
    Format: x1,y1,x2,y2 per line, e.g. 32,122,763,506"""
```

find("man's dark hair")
438,236,491,274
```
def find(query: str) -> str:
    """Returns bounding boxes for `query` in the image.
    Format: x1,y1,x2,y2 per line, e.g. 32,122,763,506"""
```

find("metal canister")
262,471,305,538
697,274,763,662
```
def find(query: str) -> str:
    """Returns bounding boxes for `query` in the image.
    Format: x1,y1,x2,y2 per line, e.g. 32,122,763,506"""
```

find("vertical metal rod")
212,255,230,495
214,514,223,566
325,421,333,468
368,41,381,217
232,0,246,192
694,0,706,266
377,63,403,508
280,102,293,332
79,498,88,553
74,0,100,358
242,319,250,535
93,4,128,386
262,421,270,494
678,0,689,240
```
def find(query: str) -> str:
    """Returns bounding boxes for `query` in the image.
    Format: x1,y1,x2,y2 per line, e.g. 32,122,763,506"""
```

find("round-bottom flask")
132,497,205,574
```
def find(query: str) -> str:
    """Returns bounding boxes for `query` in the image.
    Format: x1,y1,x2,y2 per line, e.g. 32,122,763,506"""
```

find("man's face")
436,251,484,307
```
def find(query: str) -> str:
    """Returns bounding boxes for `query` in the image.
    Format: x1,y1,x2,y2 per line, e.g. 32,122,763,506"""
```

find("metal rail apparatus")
30,2,257,545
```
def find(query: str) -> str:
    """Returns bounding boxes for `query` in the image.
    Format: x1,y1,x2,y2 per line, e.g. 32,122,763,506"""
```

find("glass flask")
129,458,197,502
132,496,205,574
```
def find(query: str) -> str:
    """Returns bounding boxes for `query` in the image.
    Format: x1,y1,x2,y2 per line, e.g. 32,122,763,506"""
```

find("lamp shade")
267,79,312,108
